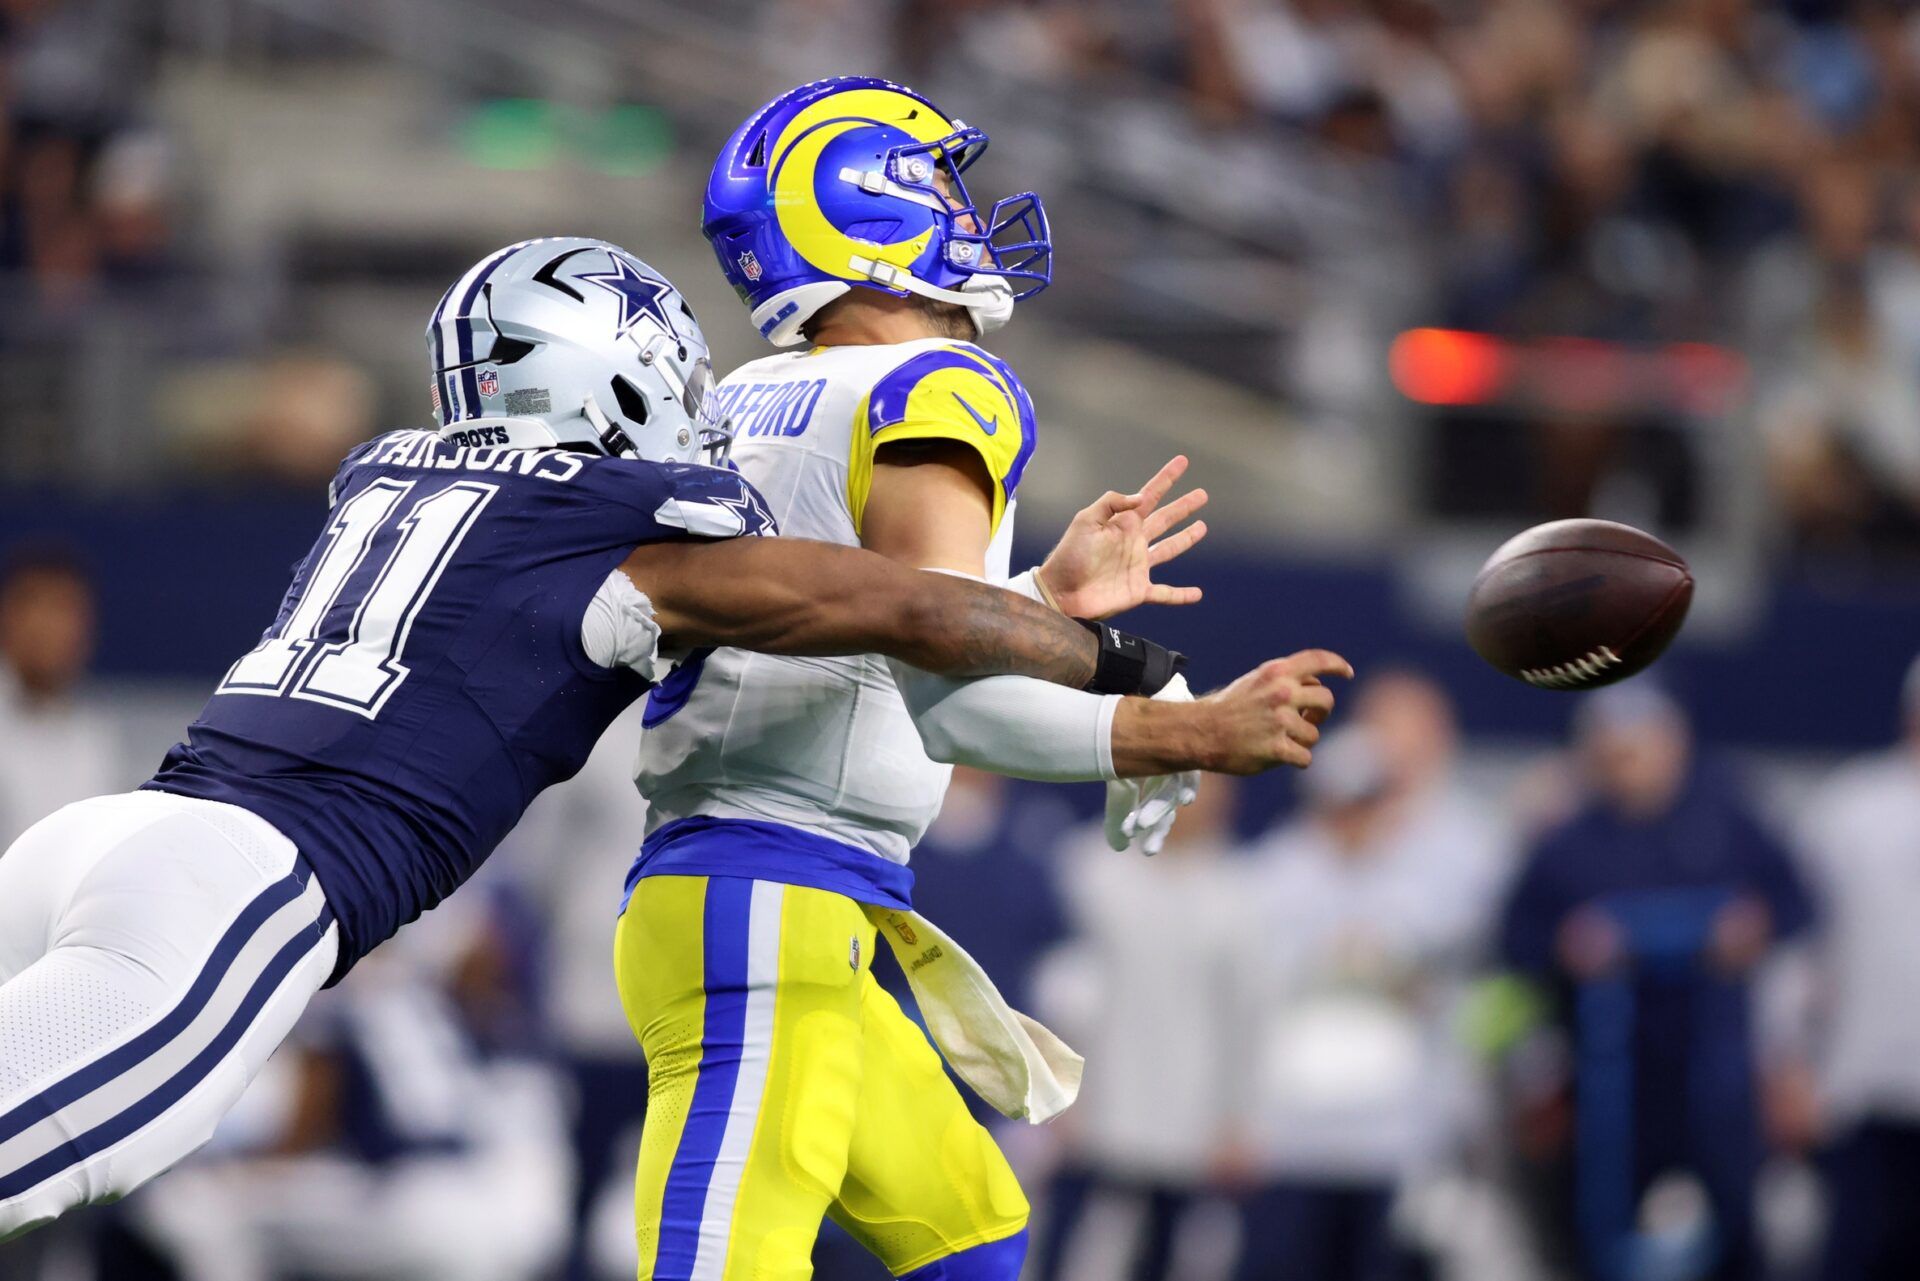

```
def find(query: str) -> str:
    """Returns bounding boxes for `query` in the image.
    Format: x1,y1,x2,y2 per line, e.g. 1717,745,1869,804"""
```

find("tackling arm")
610,519,1349,779
617,535,1098,688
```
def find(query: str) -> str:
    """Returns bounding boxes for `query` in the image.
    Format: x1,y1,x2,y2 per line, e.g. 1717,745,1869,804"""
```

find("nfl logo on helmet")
477,368,500,397
737,251,763,283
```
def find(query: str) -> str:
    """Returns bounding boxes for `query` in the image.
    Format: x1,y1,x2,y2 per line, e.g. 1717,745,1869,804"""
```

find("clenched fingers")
1292,682,1337,724
1277,706,1321,748
1272,732,1314,769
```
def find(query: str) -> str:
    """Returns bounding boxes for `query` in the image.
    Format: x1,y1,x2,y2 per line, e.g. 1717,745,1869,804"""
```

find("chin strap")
846,255,1017,336
579,396,639,459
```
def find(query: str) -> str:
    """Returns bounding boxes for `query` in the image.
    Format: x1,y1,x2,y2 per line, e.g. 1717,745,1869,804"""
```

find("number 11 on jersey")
219,479,497,718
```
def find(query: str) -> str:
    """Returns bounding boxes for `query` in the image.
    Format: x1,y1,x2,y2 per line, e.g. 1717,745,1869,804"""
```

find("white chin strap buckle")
844,255,1016,334
848,255,909,288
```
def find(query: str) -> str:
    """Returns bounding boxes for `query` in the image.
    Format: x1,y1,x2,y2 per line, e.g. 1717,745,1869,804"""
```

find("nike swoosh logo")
952,392,998,436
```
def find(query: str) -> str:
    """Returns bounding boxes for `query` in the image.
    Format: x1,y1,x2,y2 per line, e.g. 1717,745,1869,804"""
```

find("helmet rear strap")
581,397,638,460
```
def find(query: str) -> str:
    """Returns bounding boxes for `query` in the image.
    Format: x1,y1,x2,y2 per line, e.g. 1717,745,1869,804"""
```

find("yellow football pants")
614,874,1030,1280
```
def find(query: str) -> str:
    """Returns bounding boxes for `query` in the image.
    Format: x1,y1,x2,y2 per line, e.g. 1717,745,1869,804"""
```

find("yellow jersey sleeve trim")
847,345,1033,538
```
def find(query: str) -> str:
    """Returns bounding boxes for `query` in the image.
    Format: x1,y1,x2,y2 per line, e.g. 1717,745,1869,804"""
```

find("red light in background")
1667,342,1749,416
1389,328,1507,405
1532,336,1629,414
1390,329,1748,415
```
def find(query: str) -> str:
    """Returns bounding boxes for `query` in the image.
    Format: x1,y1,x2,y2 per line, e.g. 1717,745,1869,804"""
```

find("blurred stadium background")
4,0,1920,1278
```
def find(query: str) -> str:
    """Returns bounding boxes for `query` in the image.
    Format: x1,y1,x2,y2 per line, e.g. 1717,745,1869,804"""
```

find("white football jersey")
635,337,1037,865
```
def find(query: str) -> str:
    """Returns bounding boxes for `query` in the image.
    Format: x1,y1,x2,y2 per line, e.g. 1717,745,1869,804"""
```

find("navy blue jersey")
148,430,775,980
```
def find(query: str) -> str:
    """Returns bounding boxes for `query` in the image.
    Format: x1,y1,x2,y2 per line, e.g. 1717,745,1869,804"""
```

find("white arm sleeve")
887,568,1118,783
890,662,1120,782
580,569,669,681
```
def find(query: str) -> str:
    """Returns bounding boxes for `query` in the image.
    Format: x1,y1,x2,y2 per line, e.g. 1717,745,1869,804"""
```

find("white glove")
1103,673,1201,857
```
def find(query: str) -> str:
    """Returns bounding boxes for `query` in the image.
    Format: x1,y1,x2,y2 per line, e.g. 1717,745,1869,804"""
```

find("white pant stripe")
688,880,785,1281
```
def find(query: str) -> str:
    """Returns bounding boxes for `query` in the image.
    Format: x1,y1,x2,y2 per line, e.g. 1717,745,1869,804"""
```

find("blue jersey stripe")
653,876,754,1278
0,867,308,1147
0,900,330,1200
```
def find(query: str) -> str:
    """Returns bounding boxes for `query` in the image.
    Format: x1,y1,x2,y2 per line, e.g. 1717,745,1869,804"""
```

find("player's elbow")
891,665,973,765
908,706,970,766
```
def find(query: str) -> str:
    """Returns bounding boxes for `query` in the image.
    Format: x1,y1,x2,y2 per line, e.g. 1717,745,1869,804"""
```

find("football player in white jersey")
617,79,1352,1280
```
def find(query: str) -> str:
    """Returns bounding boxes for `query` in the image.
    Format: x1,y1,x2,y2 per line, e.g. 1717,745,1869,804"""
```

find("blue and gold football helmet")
703,76,1052,347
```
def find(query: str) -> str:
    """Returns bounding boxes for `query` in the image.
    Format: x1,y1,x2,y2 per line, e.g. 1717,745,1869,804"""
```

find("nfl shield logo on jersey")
477,368,500,397
738,251,763,282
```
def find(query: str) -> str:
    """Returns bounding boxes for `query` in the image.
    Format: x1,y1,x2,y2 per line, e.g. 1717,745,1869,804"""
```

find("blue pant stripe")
654,876,755,1279
0,903,327,1201
0,870,305,1147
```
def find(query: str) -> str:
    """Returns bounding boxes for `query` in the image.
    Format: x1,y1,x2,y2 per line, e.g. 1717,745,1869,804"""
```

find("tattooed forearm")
634,537,1098,688
890,572,1098,687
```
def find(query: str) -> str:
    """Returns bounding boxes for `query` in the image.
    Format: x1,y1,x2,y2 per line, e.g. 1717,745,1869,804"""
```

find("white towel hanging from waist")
870,907,1083,1124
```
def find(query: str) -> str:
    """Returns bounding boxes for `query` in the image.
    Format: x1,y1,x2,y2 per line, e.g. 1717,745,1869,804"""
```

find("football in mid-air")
1465,519,1693,690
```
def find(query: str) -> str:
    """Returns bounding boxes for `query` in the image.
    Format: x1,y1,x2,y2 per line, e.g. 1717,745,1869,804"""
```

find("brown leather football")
1465,519,1693,690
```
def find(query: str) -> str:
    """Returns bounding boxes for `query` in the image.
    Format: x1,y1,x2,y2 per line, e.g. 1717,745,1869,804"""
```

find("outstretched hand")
1036,456,1209,620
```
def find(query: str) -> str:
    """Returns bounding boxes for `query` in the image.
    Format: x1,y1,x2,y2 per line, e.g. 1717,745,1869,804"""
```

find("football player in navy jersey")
0,237,1334,1241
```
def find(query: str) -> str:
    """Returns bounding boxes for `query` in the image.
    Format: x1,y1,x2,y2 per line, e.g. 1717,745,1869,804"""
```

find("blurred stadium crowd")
3,0,1920,555
765,0,1920,556
6,1,1920,1280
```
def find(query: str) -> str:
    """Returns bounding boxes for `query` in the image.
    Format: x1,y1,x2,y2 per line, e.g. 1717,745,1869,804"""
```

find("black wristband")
1077,619,1188,697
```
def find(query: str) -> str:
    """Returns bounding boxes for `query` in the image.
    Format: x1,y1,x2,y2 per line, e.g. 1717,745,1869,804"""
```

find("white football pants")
0,791,338,1241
